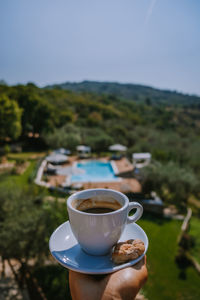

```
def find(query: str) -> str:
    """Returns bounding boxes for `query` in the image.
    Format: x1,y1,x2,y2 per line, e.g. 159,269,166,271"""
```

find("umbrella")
109,144,127,152
76,145,91,152
46,153,68,164
132,153,151,160
54,148,71,155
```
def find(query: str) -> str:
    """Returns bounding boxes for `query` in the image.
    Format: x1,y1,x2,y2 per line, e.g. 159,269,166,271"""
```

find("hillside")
45,80,200,106
1,81,200,228
1,82,200,177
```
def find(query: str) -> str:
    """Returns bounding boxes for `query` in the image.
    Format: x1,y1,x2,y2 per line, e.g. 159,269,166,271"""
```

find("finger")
69,270,110,300
131,256,146,271
69,269,109,284
144,255,147,265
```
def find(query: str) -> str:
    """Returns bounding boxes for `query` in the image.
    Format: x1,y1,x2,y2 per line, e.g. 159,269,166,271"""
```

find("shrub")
4,144,11,155
44,124,81,151
142,161,199,207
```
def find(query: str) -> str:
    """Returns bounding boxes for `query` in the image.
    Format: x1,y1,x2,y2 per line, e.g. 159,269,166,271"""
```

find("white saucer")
49,221,148,274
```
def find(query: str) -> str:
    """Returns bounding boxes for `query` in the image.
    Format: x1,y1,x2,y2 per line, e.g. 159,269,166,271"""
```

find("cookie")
112,239,145,264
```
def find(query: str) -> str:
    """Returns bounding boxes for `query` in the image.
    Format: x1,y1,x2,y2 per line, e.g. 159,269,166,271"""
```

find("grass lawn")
1,153,200,299
189,217,200,265
0,159,37,189
7,151,46,160
36,215,200,300
137,214,200,300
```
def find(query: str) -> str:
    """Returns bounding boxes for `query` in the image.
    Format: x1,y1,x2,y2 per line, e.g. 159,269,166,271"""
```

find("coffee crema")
74,197,122,214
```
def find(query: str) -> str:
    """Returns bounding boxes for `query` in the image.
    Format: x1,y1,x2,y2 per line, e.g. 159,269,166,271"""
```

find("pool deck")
79,178,141,193
114,157,134,175
46,156,141,193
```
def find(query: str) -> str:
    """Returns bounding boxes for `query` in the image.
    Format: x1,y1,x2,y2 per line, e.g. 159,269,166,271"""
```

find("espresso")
81,207,115,214
74,197,122,214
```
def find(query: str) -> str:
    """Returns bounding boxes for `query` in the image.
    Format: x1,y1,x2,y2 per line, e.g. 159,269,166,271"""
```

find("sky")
0,0,200,95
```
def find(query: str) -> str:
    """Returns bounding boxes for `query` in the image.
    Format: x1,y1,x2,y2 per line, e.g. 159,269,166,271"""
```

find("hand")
69,256,147,300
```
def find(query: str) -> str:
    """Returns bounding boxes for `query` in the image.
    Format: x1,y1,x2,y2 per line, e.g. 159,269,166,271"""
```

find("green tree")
87,111,102,126
0,186,48,263
0,94,22,140
85,131,113,152
18,93,54,134
142,161,199,208
44,124,81,150
0,183,68,296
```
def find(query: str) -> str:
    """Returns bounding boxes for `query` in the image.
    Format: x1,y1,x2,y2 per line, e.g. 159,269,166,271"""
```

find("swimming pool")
71,160,118,182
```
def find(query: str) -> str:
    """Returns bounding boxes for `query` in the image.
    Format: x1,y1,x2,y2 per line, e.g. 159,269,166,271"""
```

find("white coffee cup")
67,188,143,256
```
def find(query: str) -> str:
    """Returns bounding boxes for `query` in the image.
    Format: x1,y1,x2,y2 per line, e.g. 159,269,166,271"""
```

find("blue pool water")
71,160,118,182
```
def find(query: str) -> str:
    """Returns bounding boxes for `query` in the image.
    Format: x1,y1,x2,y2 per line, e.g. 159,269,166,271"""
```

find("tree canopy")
1,82,200,182
0,94,22,140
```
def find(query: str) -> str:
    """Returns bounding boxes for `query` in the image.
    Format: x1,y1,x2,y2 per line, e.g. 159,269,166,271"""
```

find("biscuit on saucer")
112,239,145,264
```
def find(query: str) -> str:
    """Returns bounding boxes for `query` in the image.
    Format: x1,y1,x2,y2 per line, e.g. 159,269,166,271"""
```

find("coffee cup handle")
127,202,143,224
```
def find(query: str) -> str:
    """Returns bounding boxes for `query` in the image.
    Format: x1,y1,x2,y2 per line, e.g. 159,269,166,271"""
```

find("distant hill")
0,79,7,85
45,80,200,106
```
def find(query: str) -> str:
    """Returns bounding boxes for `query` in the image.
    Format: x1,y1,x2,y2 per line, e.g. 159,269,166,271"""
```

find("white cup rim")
67,188,129,216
